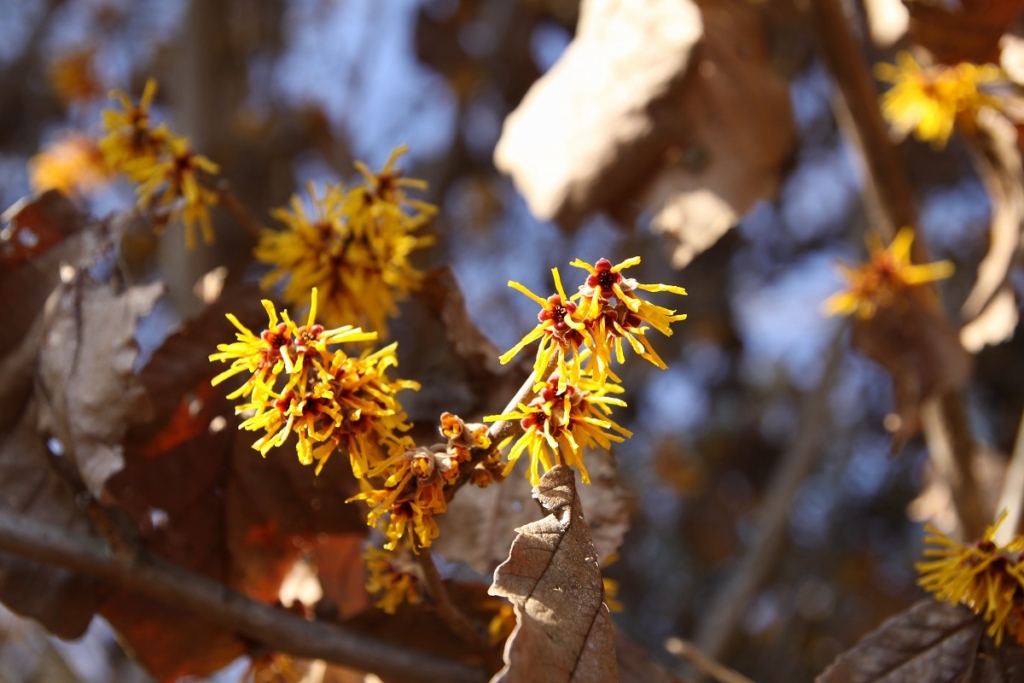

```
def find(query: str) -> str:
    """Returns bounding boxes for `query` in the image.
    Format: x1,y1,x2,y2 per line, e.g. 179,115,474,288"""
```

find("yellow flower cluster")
876,51,1003,149
255,146,435,337
209,288,418,475
349,412,490,550
823,227,953,319
99,79,220,249
917,512,1024,646
363,546,423,614
485,372,631,485
494,256,684,483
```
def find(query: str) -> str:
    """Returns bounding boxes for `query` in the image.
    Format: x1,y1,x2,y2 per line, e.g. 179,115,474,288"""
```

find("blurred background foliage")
2,0,1024,681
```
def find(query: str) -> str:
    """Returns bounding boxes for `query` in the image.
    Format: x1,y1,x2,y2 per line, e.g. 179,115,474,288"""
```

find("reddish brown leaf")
489,465,617,683
904,0,1024,65
0,190,84,272
817,599,1024,682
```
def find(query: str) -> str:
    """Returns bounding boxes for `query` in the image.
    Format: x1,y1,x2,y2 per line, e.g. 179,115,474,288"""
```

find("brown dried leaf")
96,280,366,680
436,450,630,576
0,400,104,639
495,0,794,268
37,276,163,498
489,465,617,683
643,0,796,268
494,0,704,228
961,283,1019,352
0,189,84,273
852,299,972,450
817,599,1024,682
961,110,1024,339
904,0,1024,65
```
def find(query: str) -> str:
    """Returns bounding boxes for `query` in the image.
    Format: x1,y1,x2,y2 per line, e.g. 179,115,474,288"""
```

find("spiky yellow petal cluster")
243,652,303,683
485,371,632,485
917,512,1024,646
348,413,489,550
499,256,687,390
363,546,423,614
876,51,1003,149
99,78,220,249
823,227,954,319
255,146,435,337
209,288,418,475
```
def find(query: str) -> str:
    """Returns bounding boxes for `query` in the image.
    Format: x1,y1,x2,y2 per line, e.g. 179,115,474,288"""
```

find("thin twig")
664,638,755,683
808,0,987,539
0,509,484,683
417,549,501,671
447,355,559,500
217,183,265,240
693,328,845,666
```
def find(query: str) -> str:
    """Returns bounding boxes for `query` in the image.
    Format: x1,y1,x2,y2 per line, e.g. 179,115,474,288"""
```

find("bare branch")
694,328,844,663
0,509,484,683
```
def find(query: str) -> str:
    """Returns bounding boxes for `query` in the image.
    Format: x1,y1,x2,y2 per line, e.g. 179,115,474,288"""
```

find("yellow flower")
349,446,456,550
498,268,589,388
130,134,220,249
488,603,516,646
876,51,1003,149
99,78,171,174
49,47,103,105
570,257,687,381
917,511,1024,646
484,370,632,485
256,147,434,337
29,133,112,197
823,227,954,319
210,288,417,474
364,546,422,614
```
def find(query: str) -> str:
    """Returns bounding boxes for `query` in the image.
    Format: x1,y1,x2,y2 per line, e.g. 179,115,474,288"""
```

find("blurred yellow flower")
256,146,435,337
49,48,103,105
364,546,422,614
29,134,112,197
917,511,1024,646
823,227,954,319
130,135,220,250
99,78,170,174
876,51,1003,148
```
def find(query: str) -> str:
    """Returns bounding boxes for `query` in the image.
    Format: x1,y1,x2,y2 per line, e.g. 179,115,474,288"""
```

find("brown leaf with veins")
904,0,1024,65
436,450,630,576
818,599,1024,682
489,465,617,683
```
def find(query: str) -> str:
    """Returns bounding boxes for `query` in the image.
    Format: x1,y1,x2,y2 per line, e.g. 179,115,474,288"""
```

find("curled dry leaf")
642,0,796,268
495,0,794,268
960,110,1023,349
852,298,972,451
436,449,630,576
817,599,1024,682
489,465,617,683
37,274,163,498
904,0,1024,65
